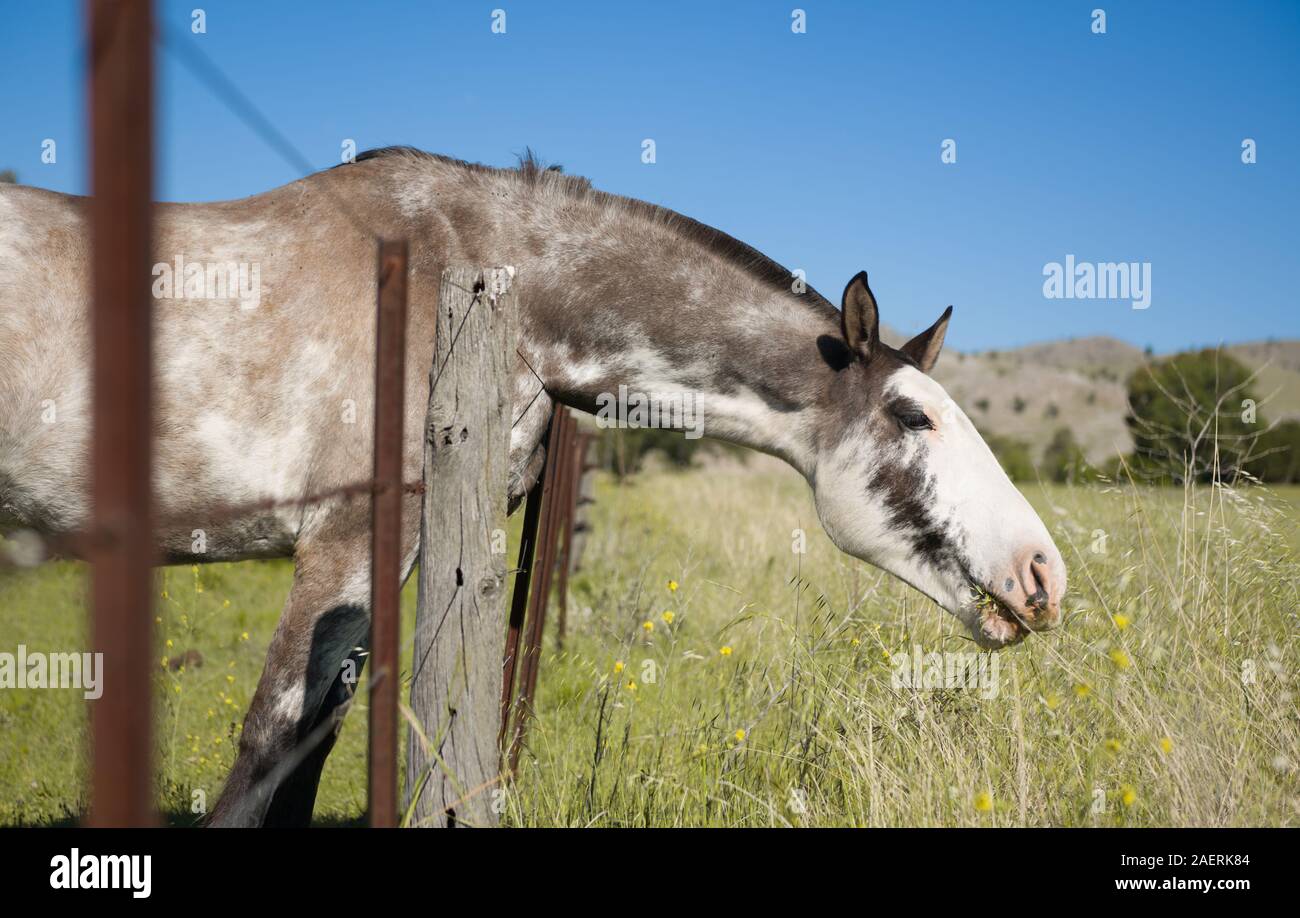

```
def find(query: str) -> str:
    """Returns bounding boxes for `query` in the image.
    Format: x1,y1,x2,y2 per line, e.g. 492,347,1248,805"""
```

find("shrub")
1243,420,1300,483
1040,427,1089,483
979,430,1035,481
1124,349,1260,482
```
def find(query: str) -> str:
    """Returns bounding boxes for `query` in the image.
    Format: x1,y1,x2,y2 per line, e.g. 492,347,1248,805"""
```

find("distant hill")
880,328,1300,464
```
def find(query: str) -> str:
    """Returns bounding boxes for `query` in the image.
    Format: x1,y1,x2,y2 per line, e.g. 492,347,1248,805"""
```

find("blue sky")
2,0,1297,352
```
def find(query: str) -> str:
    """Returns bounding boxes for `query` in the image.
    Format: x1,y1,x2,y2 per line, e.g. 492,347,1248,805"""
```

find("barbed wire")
0,0,598,828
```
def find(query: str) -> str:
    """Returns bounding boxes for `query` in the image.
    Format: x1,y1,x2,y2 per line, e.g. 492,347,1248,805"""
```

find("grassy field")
1,459,1297,826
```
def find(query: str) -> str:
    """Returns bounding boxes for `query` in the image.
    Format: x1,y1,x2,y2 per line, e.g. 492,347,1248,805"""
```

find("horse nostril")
1004,578,1014,592
1033,551,1046,565
1028,561,1050,610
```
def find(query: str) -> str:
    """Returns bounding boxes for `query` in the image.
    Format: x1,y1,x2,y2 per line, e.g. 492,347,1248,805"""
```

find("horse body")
0,149,1066,826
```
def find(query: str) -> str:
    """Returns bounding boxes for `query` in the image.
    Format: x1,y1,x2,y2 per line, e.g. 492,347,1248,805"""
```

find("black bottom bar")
0,827,1284,903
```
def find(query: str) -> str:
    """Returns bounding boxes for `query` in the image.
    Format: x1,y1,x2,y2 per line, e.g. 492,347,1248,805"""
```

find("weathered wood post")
406,266,516,827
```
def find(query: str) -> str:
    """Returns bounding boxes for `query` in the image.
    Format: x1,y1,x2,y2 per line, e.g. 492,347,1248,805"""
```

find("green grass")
0,556,418,826
2,463,1297,826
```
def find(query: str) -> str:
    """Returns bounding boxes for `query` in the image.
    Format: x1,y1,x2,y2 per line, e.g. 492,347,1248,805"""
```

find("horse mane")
345,146,837,314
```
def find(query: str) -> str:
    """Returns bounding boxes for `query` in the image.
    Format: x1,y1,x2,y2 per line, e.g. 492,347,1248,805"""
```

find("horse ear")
840,271,880,359
900,305,953,374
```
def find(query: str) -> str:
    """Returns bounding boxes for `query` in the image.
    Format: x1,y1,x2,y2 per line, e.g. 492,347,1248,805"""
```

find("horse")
0,148,1066,826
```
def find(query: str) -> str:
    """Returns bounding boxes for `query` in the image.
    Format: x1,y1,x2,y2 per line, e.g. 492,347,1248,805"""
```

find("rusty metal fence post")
498,438,548,758
86,0,156,828
507,407,576,774
554,427,586,648
368,239,408,828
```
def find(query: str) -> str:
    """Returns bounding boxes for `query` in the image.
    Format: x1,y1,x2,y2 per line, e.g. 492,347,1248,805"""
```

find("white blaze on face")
814,365,1056,630
890,365,1054,586
814,405,945,600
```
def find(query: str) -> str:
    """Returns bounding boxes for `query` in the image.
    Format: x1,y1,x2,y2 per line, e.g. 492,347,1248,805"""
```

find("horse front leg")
209,530,373,828
259,645,367,826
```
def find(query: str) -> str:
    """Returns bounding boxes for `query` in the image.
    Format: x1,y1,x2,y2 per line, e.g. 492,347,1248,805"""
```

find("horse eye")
896,410,933,431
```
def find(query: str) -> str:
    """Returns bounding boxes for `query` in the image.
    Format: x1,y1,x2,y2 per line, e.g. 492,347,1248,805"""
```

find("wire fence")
1,0,590,827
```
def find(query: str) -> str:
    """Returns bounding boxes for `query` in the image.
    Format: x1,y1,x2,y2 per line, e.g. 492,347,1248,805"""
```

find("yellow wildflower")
719,646,733,657
661,610,674,624
974,792,993,812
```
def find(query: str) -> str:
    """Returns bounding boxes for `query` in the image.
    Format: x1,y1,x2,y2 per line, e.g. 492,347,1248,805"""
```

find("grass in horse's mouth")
971,583,1027,639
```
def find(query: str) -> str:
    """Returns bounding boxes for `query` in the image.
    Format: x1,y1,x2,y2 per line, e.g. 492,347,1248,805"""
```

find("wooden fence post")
406,266,516,827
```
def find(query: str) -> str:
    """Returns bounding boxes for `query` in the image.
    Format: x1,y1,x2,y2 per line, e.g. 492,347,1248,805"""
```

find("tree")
979,430,1035,482
1040,427,1089,483
1243,420,1300,483
0,169,17,184
1124,349,1261,482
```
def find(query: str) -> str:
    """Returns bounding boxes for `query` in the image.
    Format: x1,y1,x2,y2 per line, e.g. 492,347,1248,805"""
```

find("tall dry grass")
505,457,1298,826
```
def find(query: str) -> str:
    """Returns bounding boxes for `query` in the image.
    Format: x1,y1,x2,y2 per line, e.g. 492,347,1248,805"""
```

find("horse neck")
516,213,838,477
